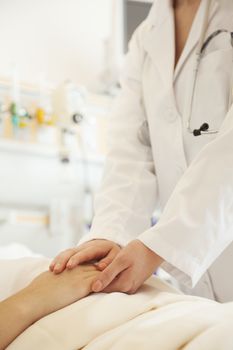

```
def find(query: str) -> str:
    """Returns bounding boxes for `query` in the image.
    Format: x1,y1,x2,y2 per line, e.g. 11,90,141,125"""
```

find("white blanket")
1,258,233,350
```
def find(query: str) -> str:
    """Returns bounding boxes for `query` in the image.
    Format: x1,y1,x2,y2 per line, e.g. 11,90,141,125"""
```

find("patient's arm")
0,265,100,350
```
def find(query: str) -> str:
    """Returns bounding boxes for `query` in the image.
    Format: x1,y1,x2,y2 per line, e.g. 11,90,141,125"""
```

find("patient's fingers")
50,248,78,273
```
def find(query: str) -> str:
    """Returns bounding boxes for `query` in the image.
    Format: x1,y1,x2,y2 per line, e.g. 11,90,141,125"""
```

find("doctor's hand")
50,239,121,274
91,240,164,294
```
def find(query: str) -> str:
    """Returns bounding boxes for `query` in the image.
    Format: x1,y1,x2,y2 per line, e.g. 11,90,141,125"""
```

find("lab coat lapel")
143,0,175,88
174,0,219,81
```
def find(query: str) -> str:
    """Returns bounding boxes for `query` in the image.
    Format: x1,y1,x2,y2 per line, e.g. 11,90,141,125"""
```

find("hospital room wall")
0,0,118,88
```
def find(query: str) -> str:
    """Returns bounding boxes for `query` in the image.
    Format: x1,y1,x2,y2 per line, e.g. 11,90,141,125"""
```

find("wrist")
14,286,46,324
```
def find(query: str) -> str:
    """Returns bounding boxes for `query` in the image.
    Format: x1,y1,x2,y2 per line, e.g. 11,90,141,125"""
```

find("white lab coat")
80,0,233,302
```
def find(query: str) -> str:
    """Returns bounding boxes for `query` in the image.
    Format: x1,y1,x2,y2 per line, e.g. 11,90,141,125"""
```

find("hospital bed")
1,246,233,350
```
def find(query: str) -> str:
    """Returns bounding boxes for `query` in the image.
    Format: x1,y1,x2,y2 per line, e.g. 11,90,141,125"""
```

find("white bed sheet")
1,257,233,350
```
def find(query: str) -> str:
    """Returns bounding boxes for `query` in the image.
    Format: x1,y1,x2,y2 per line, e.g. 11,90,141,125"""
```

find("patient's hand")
27,265,100,318
0,265,100,350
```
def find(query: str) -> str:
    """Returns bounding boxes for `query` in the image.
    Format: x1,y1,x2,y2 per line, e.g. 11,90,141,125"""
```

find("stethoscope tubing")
186,0,230,136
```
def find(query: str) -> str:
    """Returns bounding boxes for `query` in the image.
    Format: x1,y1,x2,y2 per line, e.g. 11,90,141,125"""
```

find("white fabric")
0,258,49,301
79,0,233,301
0,243,42,260
2,258,233,350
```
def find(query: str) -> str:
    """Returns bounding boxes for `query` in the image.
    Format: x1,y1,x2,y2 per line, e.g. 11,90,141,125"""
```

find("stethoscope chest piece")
193,123,209,136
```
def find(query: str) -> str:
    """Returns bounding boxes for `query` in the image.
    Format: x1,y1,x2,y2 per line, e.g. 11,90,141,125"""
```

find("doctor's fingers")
50,248,79,273
91,256,130,292
66,246,117,270
102,268,139,294
95,245,121,270
50,241,97,272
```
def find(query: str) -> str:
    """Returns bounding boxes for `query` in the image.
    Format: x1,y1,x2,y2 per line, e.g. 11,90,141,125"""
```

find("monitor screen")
123,0,152,53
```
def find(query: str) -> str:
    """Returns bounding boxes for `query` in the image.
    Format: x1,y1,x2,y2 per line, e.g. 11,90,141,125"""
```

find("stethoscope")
138,0,233,146
187,0,233,136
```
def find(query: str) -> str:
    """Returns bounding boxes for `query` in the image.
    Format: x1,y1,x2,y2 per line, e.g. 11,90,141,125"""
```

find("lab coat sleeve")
79,23,158,246
138,107,233,288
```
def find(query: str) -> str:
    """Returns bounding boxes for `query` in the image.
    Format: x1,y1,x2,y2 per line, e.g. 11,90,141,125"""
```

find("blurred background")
0,0,152,258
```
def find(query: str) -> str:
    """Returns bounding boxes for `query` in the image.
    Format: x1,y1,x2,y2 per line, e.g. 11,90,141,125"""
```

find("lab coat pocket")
189,48,233,133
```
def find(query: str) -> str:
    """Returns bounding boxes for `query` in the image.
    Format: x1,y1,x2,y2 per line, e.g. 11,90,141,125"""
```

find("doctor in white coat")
51,0,233,302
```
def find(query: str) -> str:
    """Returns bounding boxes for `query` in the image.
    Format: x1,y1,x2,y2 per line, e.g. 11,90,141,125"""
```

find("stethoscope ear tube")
186,0,211,137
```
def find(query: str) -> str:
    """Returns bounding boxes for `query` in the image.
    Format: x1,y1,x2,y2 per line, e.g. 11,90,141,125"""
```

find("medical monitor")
123,0,153,53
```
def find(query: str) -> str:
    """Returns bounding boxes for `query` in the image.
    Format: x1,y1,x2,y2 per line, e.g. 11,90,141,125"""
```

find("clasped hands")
50,239,163,294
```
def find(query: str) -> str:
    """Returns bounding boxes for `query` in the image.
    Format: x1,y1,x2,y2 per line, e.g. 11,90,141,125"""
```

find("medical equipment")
187,0,233,136
52,81,86,127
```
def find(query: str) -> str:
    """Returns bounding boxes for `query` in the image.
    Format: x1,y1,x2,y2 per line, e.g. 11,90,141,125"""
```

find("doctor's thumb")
91,264,118,292
92,279,104,292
